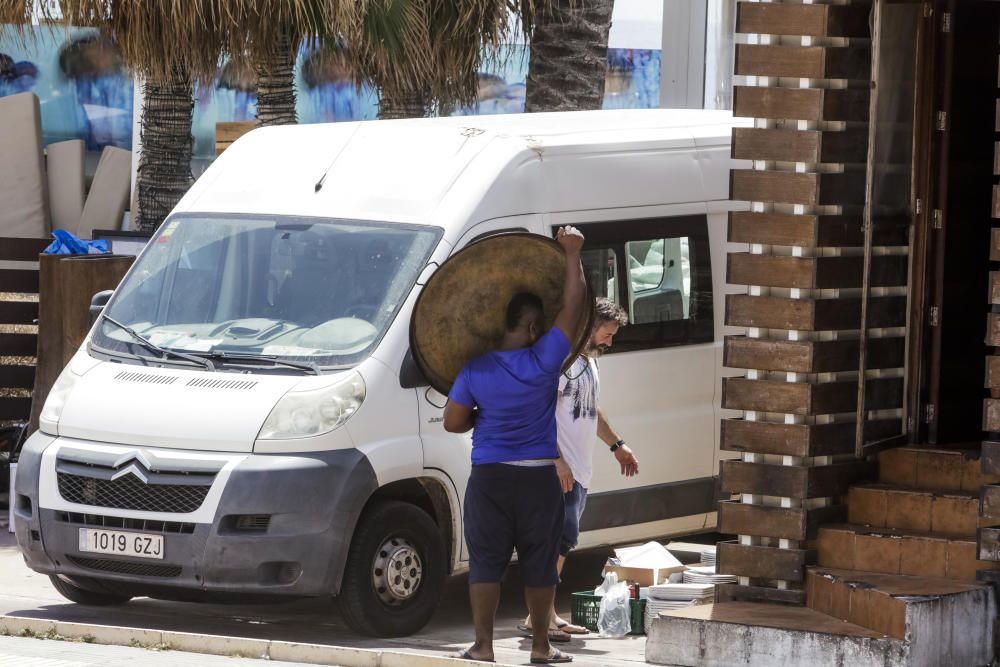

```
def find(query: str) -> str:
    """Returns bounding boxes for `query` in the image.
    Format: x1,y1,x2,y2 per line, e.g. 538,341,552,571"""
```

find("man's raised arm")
553,226,586,340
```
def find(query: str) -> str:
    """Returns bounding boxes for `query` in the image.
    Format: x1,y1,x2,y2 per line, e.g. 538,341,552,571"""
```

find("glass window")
565,215,712,353
95,214,441,370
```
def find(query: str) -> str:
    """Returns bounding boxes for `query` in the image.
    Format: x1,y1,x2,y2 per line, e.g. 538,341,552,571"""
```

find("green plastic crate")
570,591,646,635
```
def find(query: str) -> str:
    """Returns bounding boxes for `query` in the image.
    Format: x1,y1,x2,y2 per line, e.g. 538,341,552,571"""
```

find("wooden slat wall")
981,52,1000,576
719,0,905,603
215,121,256,157
0,237,48,425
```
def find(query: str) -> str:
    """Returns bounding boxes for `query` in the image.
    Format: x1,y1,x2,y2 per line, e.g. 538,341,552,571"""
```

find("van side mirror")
89,290,113,325
400,348,430,389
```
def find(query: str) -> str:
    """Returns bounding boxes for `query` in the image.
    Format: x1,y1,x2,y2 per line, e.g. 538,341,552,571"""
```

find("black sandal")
530,648,574,664
454,647,495,662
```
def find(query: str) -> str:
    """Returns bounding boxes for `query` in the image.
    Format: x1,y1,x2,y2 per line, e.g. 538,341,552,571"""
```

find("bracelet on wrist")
610,439,625,452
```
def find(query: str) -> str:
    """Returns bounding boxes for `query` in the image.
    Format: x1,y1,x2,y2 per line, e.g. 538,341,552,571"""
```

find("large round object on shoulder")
411,233,595,395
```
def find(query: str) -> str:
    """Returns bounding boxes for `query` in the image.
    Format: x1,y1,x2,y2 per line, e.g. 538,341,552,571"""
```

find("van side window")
560,216,713,353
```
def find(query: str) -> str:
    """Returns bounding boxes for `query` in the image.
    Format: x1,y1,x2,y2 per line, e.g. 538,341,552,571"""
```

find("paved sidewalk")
0,527,660,666
0,633,316,667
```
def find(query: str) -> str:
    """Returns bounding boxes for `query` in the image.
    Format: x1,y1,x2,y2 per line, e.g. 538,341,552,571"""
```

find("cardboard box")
602,563,685,587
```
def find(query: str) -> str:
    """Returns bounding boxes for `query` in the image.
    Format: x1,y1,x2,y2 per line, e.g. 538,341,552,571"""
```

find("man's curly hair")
595,297,628,327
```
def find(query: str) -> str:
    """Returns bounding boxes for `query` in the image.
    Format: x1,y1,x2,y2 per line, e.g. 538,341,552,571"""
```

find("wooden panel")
0,269,40,293
720,459,875,498
980,528,1000,562
717,541,812,582
0,364,35,389
0,300,38,325
0,333,36,356
982,485,1000,522
725,294,907,330
721,418,901,457
731,170,817,205
987,313,1000,347
733,86,870,122
735,44,871,80
995,142,1000,177
985,399,1000,432
994,186,1000,219
0,238,48,262
722,376,902,415
729,211,905,248
991,272,1000,305
991,228,1000,261
736,2,869,39
987,356,1000,388
731,170,866,206
727,254,907,290
724,336,904,373
715,582,806,606
819,130,870,164
719,501,846,541
0,396,31,420
984,442,1000,477
732,128,820,163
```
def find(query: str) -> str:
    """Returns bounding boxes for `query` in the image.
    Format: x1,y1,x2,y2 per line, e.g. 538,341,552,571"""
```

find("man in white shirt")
518,297,639,640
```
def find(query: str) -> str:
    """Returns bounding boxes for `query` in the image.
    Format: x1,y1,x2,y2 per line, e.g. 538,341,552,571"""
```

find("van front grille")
56,511,196,534
57,473,209,514
68,555,181,578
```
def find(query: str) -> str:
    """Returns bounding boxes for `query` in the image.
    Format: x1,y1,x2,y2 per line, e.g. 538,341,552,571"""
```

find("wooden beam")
736,1,869,39
721,418,901,458
979,528,1000,562
731,170,867,206
725,294,907,330
720,459,875,498
0,333,36,356
981,485,1000,523
987,356,1000,389
733,86,870,122
0,396,31,420
735,44,871,80
985,399,1000,432
722,376,903,415
731,128,868,164
728,212,907,248
717,541,813,582
715,582,806,606
987,313,1000,347
984,442,1000,478
0,300,38,325
724,336,904,374
727,253,907,290
992,228,1000,262
0,364,35,390
0,269,40,294
718,501,847,541
0,238,47,262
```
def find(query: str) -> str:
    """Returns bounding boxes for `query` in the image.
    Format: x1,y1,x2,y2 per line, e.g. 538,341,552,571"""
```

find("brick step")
645,599,993,666
879,447,994,493
805,567,991,640
817,524,1000,582
848,483,979,537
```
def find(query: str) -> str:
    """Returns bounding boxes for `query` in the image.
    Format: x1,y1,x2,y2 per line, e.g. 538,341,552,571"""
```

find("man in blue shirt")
444,226,586,665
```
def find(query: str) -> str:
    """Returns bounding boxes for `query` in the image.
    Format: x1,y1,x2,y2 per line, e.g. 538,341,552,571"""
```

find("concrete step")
646,599,995,667
816,524,1000,582
878,447,993,493
848,483,979,537
805,567,991,640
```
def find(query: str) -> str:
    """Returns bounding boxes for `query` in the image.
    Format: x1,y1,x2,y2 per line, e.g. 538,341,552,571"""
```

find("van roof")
179,109,745,227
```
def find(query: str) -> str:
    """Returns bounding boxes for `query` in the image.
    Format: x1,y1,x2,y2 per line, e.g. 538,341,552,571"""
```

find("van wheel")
338,501,446,637
49,575,132,606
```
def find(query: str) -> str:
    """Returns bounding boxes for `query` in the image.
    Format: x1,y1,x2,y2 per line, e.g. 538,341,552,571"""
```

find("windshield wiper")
100,314,215,371
192,351,320,375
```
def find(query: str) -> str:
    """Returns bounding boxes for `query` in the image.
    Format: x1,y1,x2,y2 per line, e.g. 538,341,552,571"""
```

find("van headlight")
39,366,79,435
257,371,366,440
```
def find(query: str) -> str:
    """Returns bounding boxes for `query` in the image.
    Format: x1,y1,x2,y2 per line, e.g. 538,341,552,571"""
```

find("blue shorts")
560,482,588,556
464,463,564,587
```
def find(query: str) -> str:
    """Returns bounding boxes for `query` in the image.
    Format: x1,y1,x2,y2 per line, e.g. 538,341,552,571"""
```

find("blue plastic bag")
43,230,109,255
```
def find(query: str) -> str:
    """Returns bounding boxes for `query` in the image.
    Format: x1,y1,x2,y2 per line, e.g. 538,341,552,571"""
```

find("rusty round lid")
410,232,595,395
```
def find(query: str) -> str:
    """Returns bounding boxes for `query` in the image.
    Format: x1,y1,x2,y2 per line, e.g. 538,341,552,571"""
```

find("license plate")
78,528,164,560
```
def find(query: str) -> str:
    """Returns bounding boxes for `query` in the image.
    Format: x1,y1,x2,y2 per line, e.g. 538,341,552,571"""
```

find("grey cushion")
0,92,50,237
46,139,86,235
79,145,131,238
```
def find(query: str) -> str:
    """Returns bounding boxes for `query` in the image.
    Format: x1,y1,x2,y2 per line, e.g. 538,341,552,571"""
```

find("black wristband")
610,439,625,452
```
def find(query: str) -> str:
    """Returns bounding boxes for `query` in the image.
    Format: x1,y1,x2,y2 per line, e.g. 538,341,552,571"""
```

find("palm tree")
521,0,614,112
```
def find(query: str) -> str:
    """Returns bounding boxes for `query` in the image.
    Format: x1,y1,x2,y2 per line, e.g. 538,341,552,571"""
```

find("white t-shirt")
556,355,600,489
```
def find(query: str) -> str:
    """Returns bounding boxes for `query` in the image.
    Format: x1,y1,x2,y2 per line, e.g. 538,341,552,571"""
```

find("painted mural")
1,25,661,168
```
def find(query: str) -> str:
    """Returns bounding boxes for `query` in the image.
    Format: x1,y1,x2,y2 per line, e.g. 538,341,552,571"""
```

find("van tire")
338,500,446,637
49,575,132,606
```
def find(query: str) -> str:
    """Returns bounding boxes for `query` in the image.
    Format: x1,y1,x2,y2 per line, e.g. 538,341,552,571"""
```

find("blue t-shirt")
449,327,572,465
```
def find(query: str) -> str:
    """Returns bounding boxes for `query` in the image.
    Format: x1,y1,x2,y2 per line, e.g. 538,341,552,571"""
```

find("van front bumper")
14,433,378,597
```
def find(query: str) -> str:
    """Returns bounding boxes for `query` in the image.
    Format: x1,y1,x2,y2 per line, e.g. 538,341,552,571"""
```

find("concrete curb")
0,614,506,667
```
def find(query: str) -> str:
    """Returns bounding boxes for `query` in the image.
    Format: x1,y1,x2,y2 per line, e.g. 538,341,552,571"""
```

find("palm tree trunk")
254,29,298,126
524,0,615,112
378,89,430,119
135,63,194,232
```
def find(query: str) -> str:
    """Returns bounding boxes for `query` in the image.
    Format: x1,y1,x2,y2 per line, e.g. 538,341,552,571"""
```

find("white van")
13,109,747,636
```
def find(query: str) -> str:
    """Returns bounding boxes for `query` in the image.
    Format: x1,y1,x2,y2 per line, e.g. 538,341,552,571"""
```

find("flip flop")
516,623,571,643
530,648,574,664
454,647,495,663
554,621,590,635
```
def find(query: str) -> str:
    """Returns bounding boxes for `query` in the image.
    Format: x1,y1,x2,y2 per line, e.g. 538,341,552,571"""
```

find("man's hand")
615,445,639,477
556,226,585,256
555,458,575,493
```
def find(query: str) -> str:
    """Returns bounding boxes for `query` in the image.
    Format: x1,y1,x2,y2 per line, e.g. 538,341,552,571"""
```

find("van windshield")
93,214,441,370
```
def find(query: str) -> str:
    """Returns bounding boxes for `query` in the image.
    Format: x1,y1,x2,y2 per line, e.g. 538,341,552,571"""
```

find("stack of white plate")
682,565,737,585
700,548,716,567
643,583,714,632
